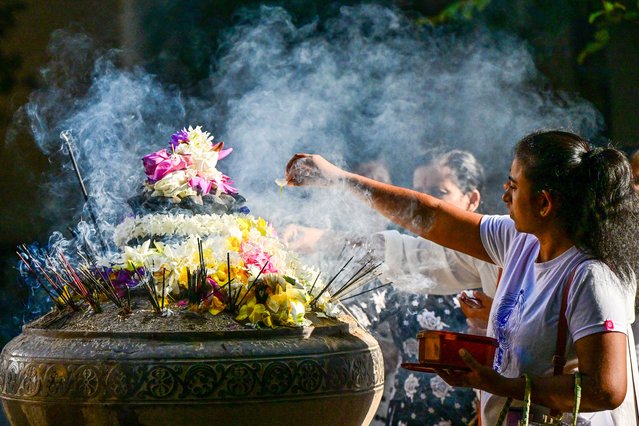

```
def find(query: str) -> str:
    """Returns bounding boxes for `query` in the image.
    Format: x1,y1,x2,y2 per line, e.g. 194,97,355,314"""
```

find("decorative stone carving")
0,307,383,426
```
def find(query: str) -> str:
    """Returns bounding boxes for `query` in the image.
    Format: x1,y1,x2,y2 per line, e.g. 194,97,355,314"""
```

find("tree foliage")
420,0,639,64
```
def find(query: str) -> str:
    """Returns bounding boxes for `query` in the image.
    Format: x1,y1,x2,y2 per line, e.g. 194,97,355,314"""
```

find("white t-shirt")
375,230,499,297
480,214,637,425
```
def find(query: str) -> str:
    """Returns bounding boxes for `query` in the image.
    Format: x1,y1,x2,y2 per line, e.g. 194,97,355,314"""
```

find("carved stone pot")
0,304,383,426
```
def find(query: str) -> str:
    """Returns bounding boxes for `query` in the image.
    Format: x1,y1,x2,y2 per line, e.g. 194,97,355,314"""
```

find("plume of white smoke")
15,4,602,276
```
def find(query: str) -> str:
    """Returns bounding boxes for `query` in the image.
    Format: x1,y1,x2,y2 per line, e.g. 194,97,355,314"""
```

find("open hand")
282,224,326,253
285,154,346,187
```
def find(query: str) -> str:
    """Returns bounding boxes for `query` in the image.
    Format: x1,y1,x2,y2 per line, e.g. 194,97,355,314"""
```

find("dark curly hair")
514,130,639,293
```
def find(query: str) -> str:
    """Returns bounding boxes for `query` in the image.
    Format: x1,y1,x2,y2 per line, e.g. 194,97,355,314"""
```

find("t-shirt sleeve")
479,214,518,268
566,263,634,342
376,230,495,295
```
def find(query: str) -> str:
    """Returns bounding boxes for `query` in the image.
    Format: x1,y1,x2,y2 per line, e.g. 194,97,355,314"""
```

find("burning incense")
310,256,353,306
337,282,393,302
16,250,65,310
60,130,108,254
17,245,77,310
330,262,384,301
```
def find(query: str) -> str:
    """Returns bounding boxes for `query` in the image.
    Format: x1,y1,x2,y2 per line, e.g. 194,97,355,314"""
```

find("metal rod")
60,130,109,254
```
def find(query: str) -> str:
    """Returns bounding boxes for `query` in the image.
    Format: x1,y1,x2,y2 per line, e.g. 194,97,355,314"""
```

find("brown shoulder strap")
552,265,580,376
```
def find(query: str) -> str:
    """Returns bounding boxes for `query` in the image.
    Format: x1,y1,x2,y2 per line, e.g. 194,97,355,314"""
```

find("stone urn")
0,297,383,426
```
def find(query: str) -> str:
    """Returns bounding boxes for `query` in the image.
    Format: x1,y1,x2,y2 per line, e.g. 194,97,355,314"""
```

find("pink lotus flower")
142,149,193,182
189,176,213,195
212,141,233,161
241,243,278,274
216,174,238,194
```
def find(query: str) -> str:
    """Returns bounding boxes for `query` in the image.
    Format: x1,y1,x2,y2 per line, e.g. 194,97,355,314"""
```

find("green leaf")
578,39,608,64
613,2,627,11
589,10,606,23
604,1,615,12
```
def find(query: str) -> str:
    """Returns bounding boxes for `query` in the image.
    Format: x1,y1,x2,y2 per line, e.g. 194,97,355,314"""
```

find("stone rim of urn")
0,303,383,426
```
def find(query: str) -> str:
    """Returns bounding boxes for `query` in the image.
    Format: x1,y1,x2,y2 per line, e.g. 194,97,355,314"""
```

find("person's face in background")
412,164,480,212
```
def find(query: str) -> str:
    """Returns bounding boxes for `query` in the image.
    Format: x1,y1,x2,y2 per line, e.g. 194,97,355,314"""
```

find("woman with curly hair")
285,130,639,424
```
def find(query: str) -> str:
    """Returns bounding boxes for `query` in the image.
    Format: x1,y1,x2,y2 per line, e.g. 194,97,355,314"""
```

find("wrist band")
522,373,532,425
497,374,532,426
497,372,581,426
497,396,513,426
571,372,582,426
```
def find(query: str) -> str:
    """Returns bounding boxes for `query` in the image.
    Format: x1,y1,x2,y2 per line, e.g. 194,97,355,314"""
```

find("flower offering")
106,126,339,327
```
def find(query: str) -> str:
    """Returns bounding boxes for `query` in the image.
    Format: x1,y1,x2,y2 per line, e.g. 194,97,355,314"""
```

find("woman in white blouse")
285,130,639,424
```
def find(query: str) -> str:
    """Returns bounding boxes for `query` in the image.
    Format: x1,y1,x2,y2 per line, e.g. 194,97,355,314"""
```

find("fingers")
434,368,467,387
285,153,310,173
474,291,493,305
281,225,299,244
459,348,482,371
285,153,316,186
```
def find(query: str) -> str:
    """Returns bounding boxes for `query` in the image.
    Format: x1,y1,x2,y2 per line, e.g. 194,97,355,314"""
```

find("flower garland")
106,126,339,327
109,213,336,327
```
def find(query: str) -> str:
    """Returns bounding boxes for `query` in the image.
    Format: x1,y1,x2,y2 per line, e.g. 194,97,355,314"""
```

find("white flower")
121,240,154,265
402,338,419,359
430,375,452,402
290,300,306,324
403,373,420,402
416,309,448,330
151,170,196,198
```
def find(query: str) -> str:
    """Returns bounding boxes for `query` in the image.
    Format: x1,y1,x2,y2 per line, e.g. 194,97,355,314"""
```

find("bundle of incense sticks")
311,253,391,306
17,245,77,311
131,263,165,315
17,244,138,315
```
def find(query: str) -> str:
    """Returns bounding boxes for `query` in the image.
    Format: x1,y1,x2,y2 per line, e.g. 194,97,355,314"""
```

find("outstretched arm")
285,153,491,262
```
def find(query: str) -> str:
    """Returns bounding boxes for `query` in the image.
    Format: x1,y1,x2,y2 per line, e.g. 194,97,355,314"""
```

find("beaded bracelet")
497,372,582,426
571,372,582,426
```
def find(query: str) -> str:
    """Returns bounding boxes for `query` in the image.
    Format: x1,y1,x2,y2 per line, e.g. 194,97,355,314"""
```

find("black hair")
435,149,485,195
515,130,639,289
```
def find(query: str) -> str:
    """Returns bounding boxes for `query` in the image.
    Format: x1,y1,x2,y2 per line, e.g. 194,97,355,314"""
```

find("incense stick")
336,282,392,302
310,256,353,306
60,130,108,254
235,261,270,310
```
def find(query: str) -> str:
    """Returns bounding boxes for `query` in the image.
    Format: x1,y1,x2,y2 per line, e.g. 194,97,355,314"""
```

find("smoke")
208,4,601,224
14,4,602,269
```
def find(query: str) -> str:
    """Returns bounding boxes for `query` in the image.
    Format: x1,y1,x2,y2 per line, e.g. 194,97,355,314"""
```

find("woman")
354,150,498,425
285,130,639,424
285,150,497,424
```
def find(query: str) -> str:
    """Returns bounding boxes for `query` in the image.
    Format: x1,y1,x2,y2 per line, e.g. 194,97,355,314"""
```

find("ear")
466,189,481,212
538,189,553,218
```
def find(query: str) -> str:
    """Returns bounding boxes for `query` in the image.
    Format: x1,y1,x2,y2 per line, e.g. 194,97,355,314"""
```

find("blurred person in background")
285,150,499,425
